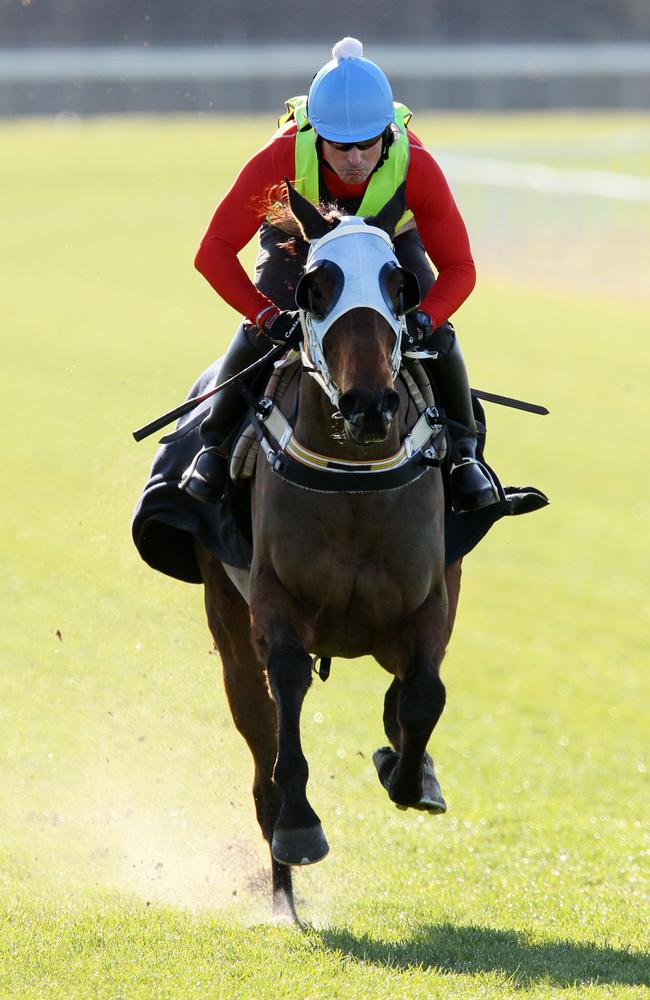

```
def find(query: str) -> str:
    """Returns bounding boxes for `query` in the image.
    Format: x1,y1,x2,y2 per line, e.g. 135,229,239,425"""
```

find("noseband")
298,219,407,407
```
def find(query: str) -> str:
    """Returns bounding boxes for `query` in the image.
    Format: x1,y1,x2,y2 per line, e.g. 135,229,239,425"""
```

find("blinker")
378,261,421,317
295,260,345,320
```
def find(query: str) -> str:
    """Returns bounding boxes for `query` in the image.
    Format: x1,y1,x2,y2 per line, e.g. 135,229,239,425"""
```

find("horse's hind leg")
196,547,296,921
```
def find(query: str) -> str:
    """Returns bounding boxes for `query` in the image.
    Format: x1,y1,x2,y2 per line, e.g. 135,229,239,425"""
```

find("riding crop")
132,344,286,442
470,389,549,416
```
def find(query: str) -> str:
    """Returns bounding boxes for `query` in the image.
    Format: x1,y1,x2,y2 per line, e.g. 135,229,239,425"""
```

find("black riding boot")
180,323,269,503
427,324,499,514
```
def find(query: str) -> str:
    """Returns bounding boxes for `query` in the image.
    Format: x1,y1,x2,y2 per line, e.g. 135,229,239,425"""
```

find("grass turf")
1,114,648,998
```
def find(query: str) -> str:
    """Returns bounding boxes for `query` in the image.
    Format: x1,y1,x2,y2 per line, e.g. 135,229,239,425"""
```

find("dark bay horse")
196,183,463,920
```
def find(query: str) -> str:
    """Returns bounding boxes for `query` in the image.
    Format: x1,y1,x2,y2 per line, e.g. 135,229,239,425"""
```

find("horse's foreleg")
444,559,463,644
250,568,328,868
265,625,329,867
375,656,447,811
382,677,402,749
197,548,297,919
377,568,461,812
382,557,460,755
390,656,446,806
220,645,298,919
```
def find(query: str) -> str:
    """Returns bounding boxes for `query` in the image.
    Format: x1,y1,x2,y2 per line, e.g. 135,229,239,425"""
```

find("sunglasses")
324,133,384,152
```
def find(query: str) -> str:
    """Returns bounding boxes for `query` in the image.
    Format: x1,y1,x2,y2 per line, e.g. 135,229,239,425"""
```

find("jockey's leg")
180,322,270,503
427,323,499,513
181,224,307,504
393,229,498,514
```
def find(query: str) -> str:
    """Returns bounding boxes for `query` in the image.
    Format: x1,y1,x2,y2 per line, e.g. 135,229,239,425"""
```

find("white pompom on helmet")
307,37,395,143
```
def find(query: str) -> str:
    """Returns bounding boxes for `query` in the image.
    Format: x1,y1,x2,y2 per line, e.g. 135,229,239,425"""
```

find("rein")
131,344,285,442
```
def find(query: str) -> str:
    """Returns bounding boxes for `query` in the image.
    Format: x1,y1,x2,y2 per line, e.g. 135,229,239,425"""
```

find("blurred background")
2,0,650,115
2,0,649,294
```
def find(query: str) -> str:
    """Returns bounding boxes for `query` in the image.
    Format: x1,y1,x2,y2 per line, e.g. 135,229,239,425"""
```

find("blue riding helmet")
307,37,395,143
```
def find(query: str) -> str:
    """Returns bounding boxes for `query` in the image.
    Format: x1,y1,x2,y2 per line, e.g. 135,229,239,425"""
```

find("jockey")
181,37,499,514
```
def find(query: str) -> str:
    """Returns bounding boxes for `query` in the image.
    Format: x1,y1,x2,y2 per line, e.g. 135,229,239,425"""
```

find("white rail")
438,155,650,203
1,43,649,82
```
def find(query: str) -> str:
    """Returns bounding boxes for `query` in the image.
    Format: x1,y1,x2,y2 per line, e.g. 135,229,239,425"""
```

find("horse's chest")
253,462,444,657
275,520,438,634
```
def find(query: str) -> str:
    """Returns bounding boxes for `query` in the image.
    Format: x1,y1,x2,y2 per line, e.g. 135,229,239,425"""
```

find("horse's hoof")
372,747,447,814
415,753,447,813
373,746,399,790
372,746,417,809
272,823,329,867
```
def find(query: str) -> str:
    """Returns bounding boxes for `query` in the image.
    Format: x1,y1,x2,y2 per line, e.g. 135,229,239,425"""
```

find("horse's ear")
364,180,407,238
285,178,334,241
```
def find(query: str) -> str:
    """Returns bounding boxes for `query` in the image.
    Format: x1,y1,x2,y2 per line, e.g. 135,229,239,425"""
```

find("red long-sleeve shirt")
195,122,476,330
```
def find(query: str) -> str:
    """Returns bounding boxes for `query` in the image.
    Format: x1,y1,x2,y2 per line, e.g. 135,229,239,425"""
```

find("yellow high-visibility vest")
278,95,414,230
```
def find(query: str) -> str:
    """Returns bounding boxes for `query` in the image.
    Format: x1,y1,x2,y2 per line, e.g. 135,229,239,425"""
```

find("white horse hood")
299,218,406,405
304,218,404,338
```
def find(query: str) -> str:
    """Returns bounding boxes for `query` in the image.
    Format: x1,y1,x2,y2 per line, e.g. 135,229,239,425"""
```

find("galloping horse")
196,182,463,920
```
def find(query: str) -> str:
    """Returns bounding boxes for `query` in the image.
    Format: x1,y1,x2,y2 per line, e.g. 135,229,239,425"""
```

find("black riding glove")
260,309,303,349
403,310,435,351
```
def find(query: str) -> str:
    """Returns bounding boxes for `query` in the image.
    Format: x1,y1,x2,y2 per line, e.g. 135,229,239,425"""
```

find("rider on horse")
181,36,499,514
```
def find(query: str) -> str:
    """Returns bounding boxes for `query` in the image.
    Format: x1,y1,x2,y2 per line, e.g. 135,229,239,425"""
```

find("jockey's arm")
405,141,476,329
194,125,475,332
194,131,296,325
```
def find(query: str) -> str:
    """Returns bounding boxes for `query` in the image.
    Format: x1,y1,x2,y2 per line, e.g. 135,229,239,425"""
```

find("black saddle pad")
132,362,549,585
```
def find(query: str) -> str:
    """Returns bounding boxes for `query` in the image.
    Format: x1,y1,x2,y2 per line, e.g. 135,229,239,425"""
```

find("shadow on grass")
314,923,649,988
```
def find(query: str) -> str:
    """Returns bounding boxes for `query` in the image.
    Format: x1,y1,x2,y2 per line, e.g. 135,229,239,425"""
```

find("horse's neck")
295,373,404,460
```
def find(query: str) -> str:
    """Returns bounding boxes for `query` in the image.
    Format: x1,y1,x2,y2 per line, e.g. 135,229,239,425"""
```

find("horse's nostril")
383,390,400,418
340,389,399,422
338,391,361,421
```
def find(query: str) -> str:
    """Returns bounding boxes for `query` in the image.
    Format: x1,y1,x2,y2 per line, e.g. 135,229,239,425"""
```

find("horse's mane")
261,185,344,254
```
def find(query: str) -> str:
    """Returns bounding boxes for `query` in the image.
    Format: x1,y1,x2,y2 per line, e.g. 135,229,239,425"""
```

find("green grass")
1,114,649,999
428,111,650,174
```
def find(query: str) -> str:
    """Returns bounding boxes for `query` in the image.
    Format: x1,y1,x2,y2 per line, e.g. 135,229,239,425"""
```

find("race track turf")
1,113,648,999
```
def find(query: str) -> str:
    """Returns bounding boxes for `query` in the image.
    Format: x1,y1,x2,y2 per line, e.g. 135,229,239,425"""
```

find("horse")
195,182,463,921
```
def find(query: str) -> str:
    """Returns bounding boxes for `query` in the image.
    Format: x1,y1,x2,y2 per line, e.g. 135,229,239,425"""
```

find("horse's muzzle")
338,388,400,444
